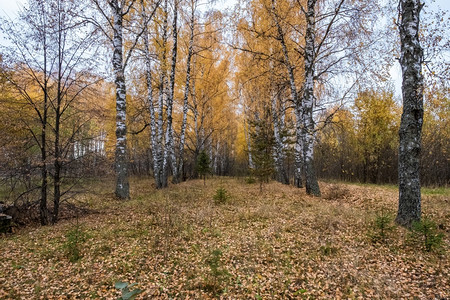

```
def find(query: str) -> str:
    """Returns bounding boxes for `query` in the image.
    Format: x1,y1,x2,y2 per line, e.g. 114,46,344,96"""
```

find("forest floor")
0,177,449,299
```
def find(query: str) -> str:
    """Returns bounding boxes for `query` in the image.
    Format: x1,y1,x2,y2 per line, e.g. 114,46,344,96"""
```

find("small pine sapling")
370,208,395,244
197,151,211,186
409,218,444,252
213,187,229,204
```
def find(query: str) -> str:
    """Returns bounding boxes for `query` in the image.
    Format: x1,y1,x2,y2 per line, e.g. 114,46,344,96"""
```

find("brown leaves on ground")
0,177,448,299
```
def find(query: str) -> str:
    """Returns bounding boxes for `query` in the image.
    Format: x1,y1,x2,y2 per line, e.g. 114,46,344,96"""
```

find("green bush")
213,187,229,204
204,248,230,294
63,223,89,262
245,176,256,184
409,218,444,252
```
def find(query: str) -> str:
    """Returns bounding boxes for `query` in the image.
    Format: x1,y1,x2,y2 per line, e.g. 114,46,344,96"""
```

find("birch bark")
163,0,179,184
271,93,289,185
301,0,321,197
157,0,169,188
110,1,129,199
396,0,424,227
175,0,195,183
141,0,163,188
272,2,303,188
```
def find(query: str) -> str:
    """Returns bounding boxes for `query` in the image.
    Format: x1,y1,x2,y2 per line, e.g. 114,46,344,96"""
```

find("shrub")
63,222,89,262
369,208,394,244
204,248,230,294
409,218,444,252
245,176,256,184
213,187,229,204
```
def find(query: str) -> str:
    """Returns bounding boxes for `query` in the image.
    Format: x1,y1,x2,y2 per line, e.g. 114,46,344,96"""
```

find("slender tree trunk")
301,0,321,196
396,0,424,227
214,141,219,175
111,2,129,199
175,1,195,183
271,93,289,184
163,0,179,184
40,16,49,226
294,123,304,188
53,3,63,224
243,106,255,170
156,0,169,188
272,2,303,188
142,0,163,189
40,92,49,225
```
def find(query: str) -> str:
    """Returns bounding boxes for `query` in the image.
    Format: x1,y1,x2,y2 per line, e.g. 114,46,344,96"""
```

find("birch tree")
270,0,304,187
300,0,321,196
89,0,159,198
174,0,197,183
396,0,424,227
141,0,165,188
158,0,179,185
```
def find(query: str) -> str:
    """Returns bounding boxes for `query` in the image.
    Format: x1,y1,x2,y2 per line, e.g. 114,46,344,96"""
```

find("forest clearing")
1,177,448,299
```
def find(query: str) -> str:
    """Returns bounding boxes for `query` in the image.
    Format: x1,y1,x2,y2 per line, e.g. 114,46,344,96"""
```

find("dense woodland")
0,0,449,297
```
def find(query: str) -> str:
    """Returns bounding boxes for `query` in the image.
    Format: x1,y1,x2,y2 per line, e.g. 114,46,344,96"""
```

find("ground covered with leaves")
0,177,449,299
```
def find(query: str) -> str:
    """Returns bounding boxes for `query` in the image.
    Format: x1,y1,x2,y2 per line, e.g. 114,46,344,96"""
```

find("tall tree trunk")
40,88,49,225
142,0,163,189
272,1,303,188
163,0,179,184
40,11,49,225
53,1,63,224
157,0,169,188
301,0,321,196
111,1,129,199
396,0,424,227
175,0,195,183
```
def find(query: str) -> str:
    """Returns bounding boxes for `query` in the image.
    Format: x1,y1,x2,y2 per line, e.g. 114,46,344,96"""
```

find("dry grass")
0,177,448,299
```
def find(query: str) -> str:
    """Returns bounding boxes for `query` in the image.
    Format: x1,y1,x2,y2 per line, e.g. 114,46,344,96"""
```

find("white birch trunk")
272,2,303,188
111,1,129,199
163,0,179,184
271,93,289,184
301,0,321,196
175,1,195,183
141,0,163,188
243,105,255,170
214,140,219,175
158,0,169,188
396,0,424,227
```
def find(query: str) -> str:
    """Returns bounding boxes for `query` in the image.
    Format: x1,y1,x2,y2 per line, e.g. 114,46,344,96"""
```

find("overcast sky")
1,0,449,16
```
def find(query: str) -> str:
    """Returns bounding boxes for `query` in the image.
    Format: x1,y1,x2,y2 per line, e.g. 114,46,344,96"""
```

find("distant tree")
354,89,399,184
396,0,424,227
196,151,211,186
